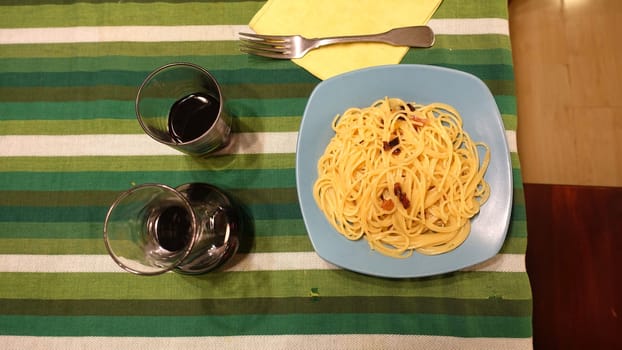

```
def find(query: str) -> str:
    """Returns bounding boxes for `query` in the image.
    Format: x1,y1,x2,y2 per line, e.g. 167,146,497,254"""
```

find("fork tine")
238,32,289,42
239,38,291,50
239,46,290,59
239,32,293,59
240,43,290,55
238,31,300,59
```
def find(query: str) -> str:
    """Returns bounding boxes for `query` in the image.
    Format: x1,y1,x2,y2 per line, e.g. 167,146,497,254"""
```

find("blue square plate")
295,64,513,278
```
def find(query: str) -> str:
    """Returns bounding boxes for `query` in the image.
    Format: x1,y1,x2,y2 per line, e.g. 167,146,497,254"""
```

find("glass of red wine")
136,62,231,156
103,183,240,275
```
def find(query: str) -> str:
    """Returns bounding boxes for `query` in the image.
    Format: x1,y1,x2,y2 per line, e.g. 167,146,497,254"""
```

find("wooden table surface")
524,183,622,349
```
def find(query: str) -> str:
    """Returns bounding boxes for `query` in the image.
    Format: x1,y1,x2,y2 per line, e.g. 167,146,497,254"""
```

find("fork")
239,26,435,59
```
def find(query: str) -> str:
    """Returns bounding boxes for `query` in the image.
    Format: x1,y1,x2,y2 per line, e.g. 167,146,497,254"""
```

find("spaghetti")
313,97,490,257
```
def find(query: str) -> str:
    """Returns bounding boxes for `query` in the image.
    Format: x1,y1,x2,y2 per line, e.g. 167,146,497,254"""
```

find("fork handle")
312,26,435,49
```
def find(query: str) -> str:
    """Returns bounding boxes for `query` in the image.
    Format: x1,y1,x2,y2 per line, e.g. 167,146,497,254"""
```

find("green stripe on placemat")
0,188,299,206
0,66,513,88
0,154,297,171
0,218,307,240
0,98,309,119
0,117,301,134
0,94,515,120
0,50,512,75
0,202,526,230
0,78,514,102
0,295,531,316
0,2,261,28
0,203,301,222
0,235,527,254
0,270,532,299
0,169,296,191
0,234,314,254
435,0,509,19
0,313,531,337
0,70,319,88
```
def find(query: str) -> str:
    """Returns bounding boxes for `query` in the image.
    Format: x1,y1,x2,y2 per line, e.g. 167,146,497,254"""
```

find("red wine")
168,92,220,143
153,205,192,252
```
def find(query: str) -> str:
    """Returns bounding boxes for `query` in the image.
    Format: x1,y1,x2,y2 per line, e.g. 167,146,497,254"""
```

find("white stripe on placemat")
0,132,298,157
505,130,517,153
0,19,508,45
428,18,510,35
0,130,517,156
0,334,532,350
0,25,251,44
0,252,525,273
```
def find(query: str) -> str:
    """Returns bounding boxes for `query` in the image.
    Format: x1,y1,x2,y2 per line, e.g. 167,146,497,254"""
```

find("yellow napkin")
249,0,442,80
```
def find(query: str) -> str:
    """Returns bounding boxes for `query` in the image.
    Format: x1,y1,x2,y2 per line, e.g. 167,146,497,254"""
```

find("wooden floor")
523,184,622,349
509,0,622,186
